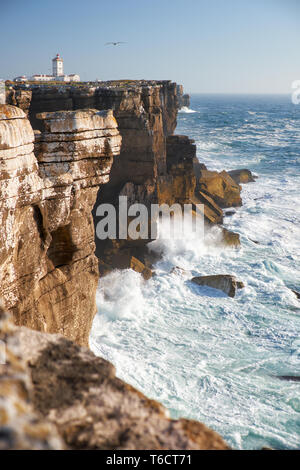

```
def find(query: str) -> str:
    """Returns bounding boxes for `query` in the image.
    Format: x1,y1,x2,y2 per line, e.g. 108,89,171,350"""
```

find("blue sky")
1,0,299,93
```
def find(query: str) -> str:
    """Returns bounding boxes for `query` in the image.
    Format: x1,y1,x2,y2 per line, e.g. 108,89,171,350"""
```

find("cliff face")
0,104,121,346
13,81,181,200
10,82,196,267
6,80,242,269
0,83,242,450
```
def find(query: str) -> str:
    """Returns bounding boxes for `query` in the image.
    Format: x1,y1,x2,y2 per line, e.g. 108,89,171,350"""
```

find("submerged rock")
277,376,300,382
249,238,260,245
103,252,152,280
221,228,241,247
128,255,152,280
170,266,191,277
227,169,256,184
291,290,300,300
191,274,244,298
224,210,236,217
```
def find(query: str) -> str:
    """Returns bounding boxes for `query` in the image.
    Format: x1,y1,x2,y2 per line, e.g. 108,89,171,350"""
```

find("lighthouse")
26,54,80,82
52,53,64,77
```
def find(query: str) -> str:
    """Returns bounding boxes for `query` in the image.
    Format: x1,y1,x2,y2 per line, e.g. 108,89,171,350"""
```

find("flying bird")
105,42,126,46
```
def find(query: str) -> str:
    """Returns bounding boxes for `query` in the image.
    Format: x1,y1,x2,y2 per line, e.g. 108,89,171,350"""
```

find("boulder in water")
221,228,241,247
277,376,300,382
227,169,256,184
191,274,244,298
170,266,191,277
224,210,236,217
291,289,300,300
109,252,152,280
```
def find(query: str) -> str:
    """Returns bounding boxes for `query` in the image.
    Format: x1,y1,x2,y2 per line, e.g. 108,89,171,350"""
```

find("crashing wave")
178,106,197,113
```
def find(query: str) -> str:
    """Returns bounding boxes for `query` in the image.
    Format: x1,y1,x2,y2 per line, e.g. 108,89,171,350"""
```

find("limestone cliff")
0,104,121,346
7,81,242,269
0,84,244,450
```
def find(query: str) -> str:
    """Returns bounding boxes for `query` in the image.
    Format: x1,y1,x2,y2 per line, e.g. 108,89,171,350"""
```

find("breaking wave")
90,94,300,450
178,106,197,113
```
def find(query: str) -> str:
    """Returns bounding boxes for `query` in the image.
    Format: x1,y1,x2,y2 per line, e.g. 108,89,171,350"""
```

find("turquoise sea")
90,94,300,450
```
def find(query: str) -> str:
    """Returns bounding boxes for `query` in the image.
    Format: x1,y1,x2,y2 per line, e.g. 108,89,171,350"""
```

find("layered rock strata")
7,83,245,263
0,104,121,346
197,169,242,208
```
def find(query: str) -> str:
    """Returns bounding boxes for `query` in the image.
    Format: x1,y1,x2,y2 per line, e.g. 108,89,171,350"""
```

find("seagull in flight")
105,41,126,46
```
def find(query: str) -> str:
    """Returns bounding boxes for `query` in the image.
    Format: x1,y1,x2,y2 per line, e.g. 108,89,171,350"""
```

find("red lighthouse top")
53,53,63,61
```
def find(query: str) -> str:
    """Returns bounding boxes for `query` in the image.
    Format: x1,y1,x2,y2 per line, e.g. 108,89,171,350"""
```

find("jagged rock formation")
177,85,190,108
0,104,121,346
0,308,229,450
158,135,196,205
5,88,32,115
198,169,242,208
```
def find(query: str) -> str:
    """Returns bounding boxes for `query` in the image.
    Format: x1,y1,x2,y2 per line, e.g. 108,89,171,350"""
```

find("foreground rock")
0,309,229,450
0,105,121,346
191,275,244,298
0,308,64,449
227,169,256,184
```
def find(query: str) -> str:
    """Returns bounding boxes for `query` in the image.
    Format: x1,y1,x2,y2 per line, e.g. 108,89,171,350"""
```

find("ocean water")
90,94,300,450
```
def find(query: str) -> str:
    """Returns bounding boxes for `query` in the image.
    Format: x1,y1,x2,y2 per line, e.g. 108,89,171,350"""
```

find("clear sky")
1,0,299,93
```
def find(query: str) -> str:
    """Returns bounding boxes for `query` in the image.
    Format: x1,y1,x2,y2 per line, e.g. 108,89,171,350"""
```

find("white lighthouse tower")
52,53,64,77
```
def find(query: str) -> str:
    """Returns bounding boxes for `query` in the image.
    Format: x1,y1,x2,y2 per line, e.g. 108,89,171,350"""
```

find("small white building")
68,74,80,82
30,74,54,82
56,73,80,83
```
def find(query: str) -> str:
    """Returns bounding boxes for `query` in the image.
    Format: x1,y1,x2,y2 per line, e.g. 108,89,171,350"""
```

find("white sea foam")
178,106,197,113
90,96,300,450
